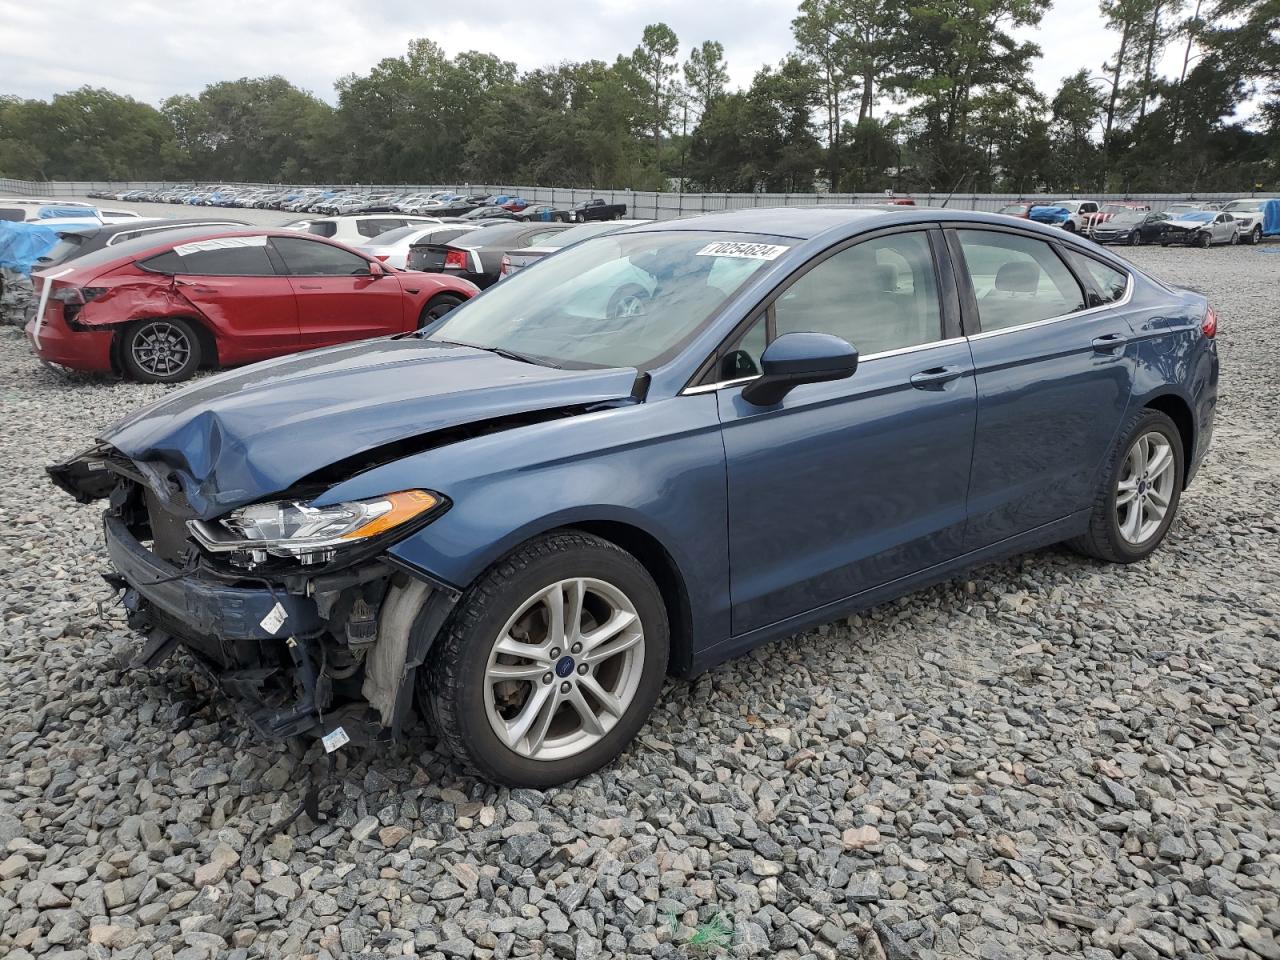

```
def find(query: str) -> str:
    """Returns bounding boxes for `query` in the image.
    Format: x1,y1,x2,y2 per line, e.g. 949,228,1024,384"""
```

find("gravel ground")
1,243,1277,960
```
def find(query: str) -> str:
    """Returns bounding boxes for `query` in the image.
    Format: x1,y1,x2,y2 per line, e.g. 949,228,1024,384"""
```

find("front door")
270,236,408,348
715,229,978,635
950,228,1139,549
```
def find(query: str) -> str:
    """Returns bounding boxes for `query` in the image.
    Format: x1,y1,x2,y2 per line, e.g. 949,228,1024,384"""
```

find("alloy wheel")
483,577,645,761
131,322,192,378
1116,431,1177,545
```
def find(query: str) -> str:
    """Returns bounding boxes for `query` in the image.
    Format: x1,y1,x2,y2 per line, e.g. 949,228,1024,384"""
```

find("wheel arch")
565,519,696,678
111,314,219,371
1143,392,1195,488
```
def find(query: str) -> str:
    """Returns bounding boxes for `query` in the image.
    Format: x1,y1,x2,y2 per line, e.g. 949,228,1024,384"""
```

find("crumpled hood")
1165,214,1216,230
102,337,639,518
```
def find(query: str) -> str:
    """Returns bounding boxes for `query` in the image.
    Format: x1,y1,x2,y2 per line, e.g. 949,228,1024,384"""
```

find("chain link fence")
4,177,1276,218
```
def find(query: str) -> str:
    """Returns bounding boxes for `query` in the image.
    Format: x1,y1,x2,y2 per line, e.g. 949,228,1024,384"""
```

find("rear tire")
418,293,465,327
120,318,202,383
1068,408,1185,564
421,532,669,787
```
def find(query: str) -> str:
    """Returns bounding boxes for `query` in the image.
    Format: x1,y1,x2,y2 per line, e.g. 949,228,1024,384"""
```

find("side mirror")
367,261,389,278
741,332,859,406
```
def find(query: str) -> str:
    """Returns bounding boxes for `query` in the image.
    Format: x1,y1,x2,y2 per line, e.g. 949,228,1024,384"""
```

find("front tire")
421,532,669,787
418,293,465,327
1069,409,1184,563
1128,230,1140,246
1248,226,1262,245
120,318,202,383
1196,231,1211,248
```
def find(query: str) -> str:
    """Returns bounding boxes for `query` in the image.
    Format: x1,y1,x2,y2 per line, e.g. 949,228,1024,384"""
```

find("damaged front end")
51,445,459,746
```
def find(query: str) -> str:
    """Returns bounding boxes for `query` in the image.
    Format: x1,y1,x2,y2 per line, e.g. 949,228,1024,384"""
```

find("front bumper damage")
66,451,459,747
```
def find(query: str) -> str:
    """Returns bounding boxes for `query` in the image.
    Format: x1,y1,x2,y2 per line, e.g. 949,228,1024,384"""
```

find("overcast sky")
2,0,1197,113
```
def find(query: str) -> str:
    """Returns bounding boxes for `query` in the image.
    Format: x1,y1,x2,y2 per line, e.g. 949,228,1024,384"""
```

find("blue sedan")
52,207,1219,786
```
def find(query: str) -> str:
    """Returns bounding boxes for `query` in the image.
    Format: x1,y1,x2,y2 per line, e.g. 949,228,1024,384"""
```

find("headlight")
188,490,440,563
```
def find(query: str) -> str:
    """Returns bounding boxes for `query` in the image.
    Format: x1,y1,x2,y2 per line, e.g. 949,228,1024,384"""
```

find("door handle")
298,284,323,290
1091,333,1128,353
910,365,965,390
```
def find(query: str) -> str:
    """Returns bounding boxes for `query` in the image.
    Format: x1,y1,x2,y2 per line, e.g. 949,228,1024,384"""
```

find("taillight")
374,255,389,262
444,249,469,271
500,254,511,277
1201,306,1217,338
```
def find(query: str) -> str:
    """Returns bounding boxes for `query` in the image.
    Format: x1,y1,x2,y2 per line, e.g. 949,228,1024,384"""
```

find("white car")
280,214,442,245
356,223,471,269
1045,199,1102,233
1219,198,1270,245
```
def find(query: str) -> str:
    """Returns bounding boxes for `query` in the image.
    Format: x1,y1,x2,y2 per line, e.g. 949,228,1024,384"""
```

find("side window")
956,230,1085,332
357,219,398,238
139,251,183,274
773,231,942,356
1062,250,1130,306
719,315,768,380
272,236,372,276
175,238,276,276
1081,202,1098,214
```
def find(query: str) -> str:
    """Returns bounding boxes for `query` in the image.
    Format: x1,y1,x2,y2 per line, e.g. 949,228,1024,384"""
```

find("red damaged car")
26,228,478,383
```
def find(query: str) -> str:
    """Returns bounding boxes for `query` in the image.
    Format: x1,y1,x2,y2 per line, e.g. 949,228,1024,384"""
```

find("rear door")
269,235,407,348
950,227,1139,549
169,235,299,361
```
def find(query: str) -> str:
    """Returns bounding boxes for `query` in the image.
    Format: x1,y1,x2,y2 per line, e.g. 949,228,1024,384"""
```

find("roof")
630,205,1074,242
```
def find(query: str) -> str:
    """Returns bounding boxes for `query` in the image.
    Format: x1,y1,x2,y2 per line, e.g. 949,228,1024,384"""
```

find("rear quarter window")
139,251,183,274
306,222,337,238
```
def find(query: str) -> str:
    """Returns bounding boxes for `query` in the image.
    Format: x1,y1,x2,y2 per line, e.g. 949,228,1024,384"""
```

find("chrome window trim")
965,269,1134,342
680,335,969,395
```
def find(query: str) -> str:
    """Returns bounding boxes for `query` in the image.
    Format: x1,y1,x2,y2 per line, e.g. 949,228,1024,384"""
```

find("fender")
313,394,734,658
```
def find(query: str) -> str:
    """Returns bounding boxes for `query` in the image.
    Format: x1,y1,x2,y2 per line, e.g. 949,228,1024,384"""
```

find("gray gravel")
1,243,1278,960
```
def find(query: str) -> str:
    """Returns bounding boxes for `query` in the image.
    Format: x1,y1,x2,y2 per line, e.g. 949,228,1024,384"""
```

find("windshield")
426,231,785,370
1222,199,1266,212
365,225,420,245
536,221,633,250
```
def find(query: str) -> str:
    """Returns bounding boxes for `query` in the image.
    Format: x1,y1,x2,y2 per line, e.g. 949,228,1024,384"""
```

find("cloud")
0,0,1152,110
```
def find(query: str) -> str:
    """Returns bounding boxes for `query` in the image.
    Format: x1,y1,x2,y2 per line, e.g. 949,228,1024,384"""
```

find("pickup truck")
571,198,628,222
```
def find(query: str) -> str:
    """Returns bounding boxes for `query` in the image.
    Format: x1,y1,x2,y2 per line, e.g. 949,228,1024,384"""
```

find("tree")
684,41,729,115
163,77,335,182
1049,70,1106,189
894,0,1050,188
791,0,903,190
628,23,681,163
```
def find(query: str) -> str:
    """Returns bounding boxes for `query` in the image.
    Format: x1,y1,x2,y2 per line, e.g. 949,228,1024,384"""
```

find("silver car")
1160,210,1239,248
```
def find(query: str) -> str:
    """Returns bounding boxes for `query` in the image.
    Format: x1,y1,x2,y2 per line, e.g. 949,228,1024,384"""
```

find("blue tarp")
1029,205,1070,224
0,220,60,275
1263,199,1280,237
37,205,100,220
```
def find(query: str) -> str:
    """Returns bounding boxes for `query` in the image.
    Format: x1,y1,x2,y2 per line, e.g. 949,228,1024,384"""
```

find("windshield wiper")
476,345,561,369
430,338,560,369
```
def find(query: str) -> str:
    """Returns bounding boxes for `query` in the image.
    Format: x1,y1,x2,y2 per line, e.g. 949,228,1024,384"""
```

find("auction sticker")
322,726,350,753
695,241,789,260
259,602,288,635
174,235,269,256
